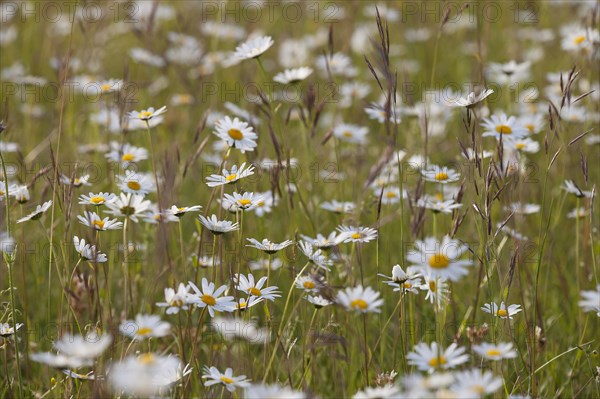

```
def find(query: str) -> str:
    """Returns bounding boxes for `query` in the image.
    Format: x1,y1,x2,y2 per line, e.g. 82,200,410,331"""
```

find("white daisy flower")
214,116,258,153
416,197,462,214
53,332,112,360
320,200,355,214
109,353,183,397
119,314,171,341
481,302,522,319
379,265,422,294
407,235,472,281
78,192,116,207
481,113,529,139
16,200,52,223
578,285,600,316
244,383,306,399
77,211,123,231
486,60,531,85
249,258,283,271
222,192,262,212
106,142,148,168
234,35,273,60
73,236,107,263
295,274,325,293
473,342,518,360
0,322,23,337
202,366,251,392
336,225,378,244
336,285,384,313
187,278,236,317
298,241,332,271
234,273,281,302
353,385,400,399
205,162,255,187
504,202,540,215
127,106,167,122
104,193,152,223
30,352,92,369
299,231,343,250
421,166,461,184
315,52,357,77
504,137,540,153
117,170,155,196
235,296,264,312
306,295,333,309
199,214,239,235
251,190,276,217
562,180,593,198
210,317,269,344
567,207,589,219
419,273,450,309
333,123,368,144
446,89,494,108
273,67,313,84
407,342,469,372
59,174,91,187
246,238,293,254
156,283,190,314
450,369,503,396
364,104,403,124
167,204,203,218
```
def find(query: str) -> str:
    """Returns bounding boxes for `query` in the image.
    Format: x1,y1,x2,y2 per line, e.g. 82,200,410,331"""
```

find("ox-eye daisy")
199,214,239,234
187,278,236,317
119,314,171,341
473,342,518,360
205,162,255,187
273,67,313,84
298,241,332,271
78,192,116,207
246,238,293,254
407,236,472,281
481,113,529,139
167,204,202,218
421,166,460,184
16,201,52,223
481,301,522,319
73,236,107,263
202,366,251,392
156,283,190,314
127,106,167,122
336,225,378,244
105,193,152,223
77,211,123,231
407,342,469,372
222,192,262,212
118,170,155,196
234,273,281,302
214,116,257,153
234,36,273,60
578,285,600,316
336,285,384,313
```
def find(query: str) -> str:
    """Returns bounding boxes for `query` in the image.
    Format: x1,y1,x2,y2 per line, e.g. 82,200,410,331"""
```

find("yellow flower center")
92,220,105,229
127,181,141,191
350,299,368,310
225,174,237,182
257,201,265,207
139,353,155,364
428,253,450,269
201,294,216,306
497,309,508,317
435,172,449,181
249,287,262,296
526,123,534,132
495,124,512,134
220,376,234,384
100,83,112,92
428,356,447,368
351,233,363,240
90,196,105,205
386,191,397,198
74,178,81,185
303,281,315,289
171,298,184,307
122,153,135,162
137,327,153,336
238,300,247,309
434,192,444,201
342,130,353,138
515,143,525,150
472,385,486,394
486,349,502,357
403,282,412,289
574,35,586,44
429,280,437,291
139,111,153,119
228,128,244,140
238,199,251,207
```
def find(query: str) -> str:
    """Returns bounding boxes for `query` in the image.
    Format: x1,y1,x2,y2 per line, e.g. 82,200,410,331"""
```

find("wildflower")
156,283,190,314
320,200,355,214
59,174,91,187
446,88,494,108
119,314,171,340
234,35,274,60
419,273,450,309
578,285,600,316
117,170,155,196
214,116,258,153
16,201,52,223
336,225,378,244
77,211,123,231
53,332,112,360
245,384,306,399
421,166,461,184
167,204,203,218
333,123,368,144
127,106,167,122
273,67,313,84
205,162,255,187
562,180,593,198
473,342,518,360
481,113,529,139
298,241,332,271
105,193,152,222
73,236,107,263
106,142,148,167
246,238,293,254
481,302,522,319
109,353,183,396
187,278,236,317
78,192,116,207
306,295,333,309
505,202,540,215
0,322,23,337
202,366,251,392
210,317,270,344
336,285,384,314
407,236,472,281
353,385,400,399
295,274,325,293
450,369,503,396
407,342,469,372
234,273,281,302
199,214,239,235
222,192,262,212
299,232,343,250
